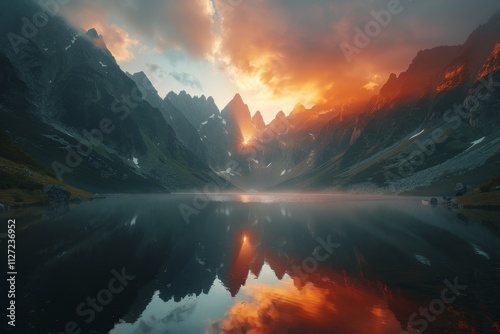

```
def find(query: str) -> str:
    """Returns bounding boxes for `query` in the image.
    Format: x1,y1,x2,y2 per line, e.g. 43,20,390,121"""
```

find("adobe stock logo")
49,267,135,334
291,235,341,279
401,277,468,334
7,0,73,54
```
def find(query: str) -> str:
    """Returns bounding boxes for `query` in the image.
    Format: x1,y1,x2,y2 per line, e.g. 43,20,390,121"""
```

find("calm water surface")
2,194,499,334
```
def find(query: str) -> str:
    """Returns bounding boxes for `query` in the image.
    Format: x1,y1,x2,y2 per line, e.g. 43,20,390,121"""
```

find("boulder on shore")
44,185,70,208
455,183,467,196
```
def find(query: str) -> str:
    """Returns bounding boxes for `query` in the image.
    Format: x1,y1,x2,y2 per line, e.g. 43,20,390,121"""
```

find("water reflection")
2,194,500,334
209,272,402,334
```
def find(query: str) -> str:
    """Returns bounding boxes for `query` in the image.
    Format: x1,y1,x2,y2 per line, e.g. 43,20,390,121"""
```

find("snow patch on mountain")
65,35,79,50
408,129,425,141
471,243,490,260
415,254,431,266
466,137,485,151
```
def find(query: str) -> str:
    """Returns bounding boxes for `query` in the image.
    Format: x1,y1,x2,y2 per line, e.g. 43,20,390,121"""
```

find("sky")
60,0,500,123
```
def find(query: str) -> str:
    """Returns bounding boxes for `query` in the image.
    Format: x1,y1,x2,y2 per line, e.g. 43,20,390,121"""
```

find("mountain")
252,111,266,130
272,11,500,194
201,11,500,193
0,0,221,193
166,90,230,170
479,41,500,79
221,93,255,143
166,90,220,129
290,103,307,116
127,72,207,163
220,94,255,171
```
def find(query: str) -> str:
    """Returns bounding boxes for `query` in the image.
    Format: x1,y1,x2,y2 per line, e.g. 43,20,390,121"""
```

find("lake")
2,193,499,334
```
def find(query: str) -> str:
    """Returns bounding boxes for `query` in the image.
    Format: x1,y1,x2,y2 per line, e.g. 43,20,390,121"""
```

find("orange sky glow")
60,0,500,121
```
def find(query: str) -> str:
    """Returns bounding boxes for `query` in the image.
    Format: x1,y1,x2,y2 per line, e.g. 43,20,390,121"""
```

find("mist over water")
3,194,499,333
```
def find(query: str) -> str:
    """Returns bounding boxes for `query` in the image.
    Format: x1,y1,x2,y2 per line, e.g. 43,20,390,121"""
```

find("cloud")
59,0,500,111
97,24,139,62
164,51,186,67
213,0,500,107
60,4,139,62
363,82,379,91
60,0,216,58
146,63,161,73
169,72,203,90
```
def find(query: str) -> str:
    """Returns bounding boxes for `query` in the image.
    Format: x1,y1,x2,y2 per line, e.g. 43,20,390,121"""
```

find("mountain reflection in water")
4,194,499,334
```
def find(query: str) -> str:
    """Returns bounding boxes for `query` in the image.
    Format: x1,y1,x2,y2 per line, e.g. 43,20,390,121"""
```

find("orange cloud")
363,81,380,91
214,2,350,107
212,0,446,110
61,5,139,62
95,23,139,62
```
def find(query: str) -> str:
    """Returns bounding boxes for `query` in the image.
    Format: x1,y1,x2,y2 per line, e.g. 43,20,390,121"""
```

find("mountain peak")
132,71,147,79
165,91,176,99
85,27,111,53
379,73,400,100
232,93,244,104
383,45,461,101
86,28,100,39
478,41,500,79
130,71,155,89
252,111,266,130
224,93,247,112
222,93,252,126
291,103,307,115
128,72,161,107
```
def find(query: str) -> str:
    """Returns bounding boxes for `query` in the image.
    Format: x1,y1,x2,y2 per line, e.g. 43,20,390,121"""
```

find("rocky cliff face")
127,72,207,163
